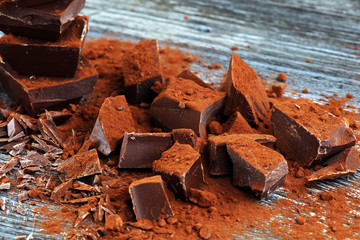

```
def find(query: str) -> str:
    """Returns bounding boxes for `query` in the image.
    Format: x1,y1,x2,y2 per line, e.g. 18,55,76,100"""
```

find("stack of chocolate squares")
0,0,98,116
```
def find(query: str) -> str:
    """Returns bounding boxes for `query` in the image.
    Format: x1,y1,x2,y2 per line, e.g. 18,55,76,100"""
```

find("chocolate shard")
90,95,136,156
188,188,217,208
38,113,63,146
177,69,212,89
223,111,256,134
129,175,174,220
171,128,197,148
306,147,360,181
118,132,173,169
223,52,270,125
0,16,89,77
0,55,98,116
57,149,102,181
0,156,19,174
39,109,72,125
122,39,163,104
207,134,277,175
7,117,22,138
226,138,288,198
50,179,73,202
0,0,86,40
151,77,225,138
153,142,204,201
271,99,356,167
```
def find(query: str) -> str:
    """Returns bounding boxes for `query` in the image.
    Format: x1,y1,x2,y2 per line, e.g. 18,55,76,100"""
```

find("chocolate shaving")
50,179,73,202
0,156,19,174
0,182,11,190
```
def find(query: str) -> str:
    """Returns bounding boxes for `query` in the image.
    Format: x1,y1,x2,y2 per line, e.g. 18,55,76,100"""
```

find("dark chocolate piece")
151,77,225,138
306,147,360,181
8,0,57,8
177,69,212,89
38,112,63,146
7,117,22,138
0,55,98,116
0,16,89,77
227,138,288,198
153,142,204,201
271,99,356,167
118,132,173,168
122,39,163,104
90,95,135,156
0,0,86,40
129,175,174,220
207,134,277,176
39,109,72,125
223,52,270,125
171,128,197,148
223,111,256,134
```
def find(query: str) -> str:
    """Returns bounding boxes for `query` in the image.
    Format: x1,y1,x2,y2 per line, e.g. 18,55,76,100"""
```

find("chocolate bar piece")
306,146,360,181
0,16,89,77
223,111,256,134
129,175,174,220
0,0,85,40
207,134,277,176
153,142,204,201
4,0,57,8
122,39,163,104
90,95,135,156
223,52,270,125
151,77,225,138
0,55,98,116
119,132,173,168
227,138,288,198
271,99,356,167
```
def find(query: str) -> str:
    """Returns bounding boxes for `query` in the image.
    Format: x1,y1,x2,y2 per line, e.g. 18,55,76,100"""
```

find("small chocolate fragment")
122,39,163,104
223,111,256,134
90,95,135,156
129,175,174,220
0,0,86,40
306,147,360,181
177,69,212,89
151,77,225,138
119,132,173,168
153,142,204,201
271,99,356,167
188,188,217,208
227,138,288,198
207,134,277,175
38,112,63,146
223,52,270,125
0,16,89,77
7,117,22,138
171,129,197,148
39,109,72,125
0,55,98,116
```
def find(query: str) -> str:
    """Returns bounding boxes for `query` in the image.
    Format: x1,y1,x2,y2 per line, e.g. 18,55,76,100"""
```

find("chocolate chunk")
7,117,22,138
57,149,102,180
50,179,73,202
0,156,19,174
271,99,356,167
38,113,63,146
90,95,135,156
7,0,57,8
151,77,225,138
223,111,256,134
227,138,288,198
171,129,197,148
0,55,98,116
306,147,360,181
207,134,277,175
153,142,204,201
0,0,86,40
129,175,174,220
119,132,173,168
0,16,89,77
223,52,270,125
39,109,72,125
122,39,163,104
177,69,212,89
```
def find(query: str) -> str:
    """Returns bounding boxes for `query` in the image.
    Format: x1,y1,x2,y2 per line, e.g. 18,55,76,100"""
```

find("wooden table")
0,0,359,238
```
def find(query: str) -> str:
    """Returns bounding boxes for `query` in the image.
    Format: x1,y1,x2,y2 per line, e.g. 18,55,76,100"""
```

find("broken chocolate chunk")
0,16,89,77
38,113,63,146
151,77,225,138
227,138,288,198
223,111,256,134
271,99,356,167
129,175,174,220
153,142,204,201
122,39,163,104
119,132,173,168
90,95,135,156
177,69,212,89
223,52,270,125
306,146,360,181
0,0,86,40
7,117,22,138
0,55,98,116
171,129,197,148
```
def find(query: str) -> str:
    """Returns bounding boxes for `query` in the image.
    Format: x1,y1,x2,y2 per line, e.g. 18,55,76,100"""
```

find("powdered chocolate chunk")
223,52,270,125
153,142,204,201
189,188,217,208
207,134,277,175
119,132,173,168
271,99,356,167
129,175,173,220
90,95,135,156
151,77,225,138
122,39,163,104
50,179,73,202
177,69,212,89
306,147,360,181
171,129,197,148
227,139,288,198
57,149,101,180
223,111,256,134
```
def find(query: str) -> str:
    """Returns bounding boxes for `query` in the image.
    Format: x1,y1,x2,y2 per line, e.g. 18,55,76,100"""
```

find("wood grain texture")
0,0,359,239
